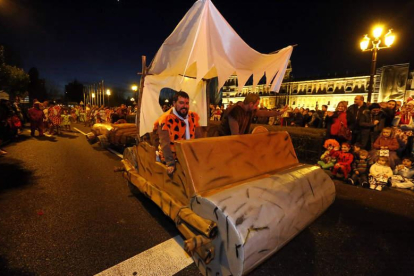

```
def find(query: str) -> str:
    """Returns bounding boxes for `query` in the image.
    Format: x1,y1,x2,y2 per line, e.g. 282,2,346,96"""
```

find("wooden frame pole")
136,55,147,138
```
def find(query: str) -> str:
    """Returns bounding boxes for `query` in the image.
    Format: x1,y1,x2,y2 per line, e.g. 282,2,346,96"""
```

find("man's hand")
167,166,175,175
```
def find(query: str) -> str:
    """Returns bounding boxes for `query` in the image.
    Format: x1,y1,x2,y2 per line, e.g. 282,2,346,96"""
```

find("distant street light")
131,85,138,106
92,92,96,106
360,25,395,102
130,97,135,103
106,89,111,107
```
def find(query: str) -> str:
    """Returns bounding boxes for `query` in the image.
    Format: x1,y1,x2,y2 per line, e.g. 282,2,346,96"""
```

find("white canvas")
140,0,293,135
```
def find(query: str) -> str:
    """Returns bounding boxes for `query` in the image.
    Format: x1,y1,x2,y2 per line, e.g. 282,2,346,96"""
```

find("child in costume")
331,142,354,179
390,157,414,190
61,109,71,131
349,150,370,187
317,139,340,170
369,156,393,191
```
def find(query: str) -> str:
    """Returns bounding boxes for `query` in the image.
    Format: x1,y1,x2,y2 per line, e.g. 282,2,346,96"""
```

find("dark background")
1,0,413,94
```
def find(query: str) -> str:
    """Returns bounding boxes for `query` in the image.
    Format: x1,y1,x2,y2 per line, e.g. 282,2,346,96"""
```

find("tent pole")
136,55,147,139
206,79,211,122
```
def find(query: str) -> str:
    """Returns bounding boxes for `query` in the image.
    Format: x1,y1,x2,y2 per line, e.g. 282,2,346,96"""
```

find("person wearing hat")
358,102,386,150
28,101,45,137
398,100,414,130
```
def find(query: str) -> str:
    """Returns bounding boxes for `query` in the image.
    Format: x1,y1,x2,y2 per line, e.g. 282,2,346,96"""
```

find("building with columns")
221,63,413,111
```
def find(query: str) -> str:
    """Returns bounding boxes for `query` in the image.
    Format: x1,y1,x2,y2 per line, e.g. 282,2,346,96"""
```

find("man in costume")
218,93,286,136
28,101,45,137
154,91,202,174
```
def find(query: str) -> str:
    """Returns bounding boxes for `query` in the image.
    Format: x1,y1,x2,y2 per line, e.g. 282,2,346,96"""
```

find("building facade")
221,63,413,111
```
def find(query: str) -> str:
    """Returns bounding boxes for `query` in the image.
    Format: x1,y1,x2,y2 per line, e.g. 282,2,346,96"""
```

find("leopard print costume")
154,109,200,161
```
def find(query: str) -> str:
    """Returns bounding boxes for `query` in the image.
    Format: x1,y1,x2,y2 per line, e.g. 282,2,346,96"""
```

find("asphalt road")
1,124,414,276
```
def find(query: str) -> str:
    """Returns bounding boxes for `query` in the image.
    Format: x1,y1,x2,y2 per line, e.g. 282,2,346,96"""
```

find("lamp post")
92,92,96,106
131,85,138,101
106,89,111,107
360,26,395,103
131,85,138,110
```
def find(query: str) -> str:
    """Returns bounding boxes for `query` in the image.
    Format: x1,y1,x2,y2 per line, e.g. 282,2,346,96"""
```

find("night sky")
1,0,413,94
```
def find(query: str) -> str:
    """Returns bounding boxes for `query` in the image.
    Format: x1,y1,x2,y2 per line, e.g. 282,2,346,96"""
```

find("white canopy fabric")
140,0,293,135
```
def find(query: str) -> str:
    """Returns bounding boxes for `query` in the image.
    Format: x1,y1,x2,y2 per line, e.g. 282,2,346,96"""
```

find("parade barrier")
121,131,335,275
86,123,137,149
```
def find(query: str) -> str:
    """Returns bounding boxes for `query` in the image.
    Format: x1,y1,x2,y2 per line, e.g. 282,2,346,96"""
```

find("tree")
28,67,47,102
0,64,29,96
0,45,29,98
65,80,84,103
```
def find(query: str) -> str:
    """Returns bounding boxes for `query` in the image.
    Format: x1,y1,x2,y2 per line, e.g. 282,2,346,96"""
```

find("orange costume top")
153,108,200,165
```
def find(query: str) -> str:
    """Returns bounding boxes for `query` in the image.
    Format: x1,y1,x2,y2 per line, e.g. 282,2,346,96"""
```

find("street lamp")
106,89,111,107
360,25,395,103
131,85,138,106
92,92,96,106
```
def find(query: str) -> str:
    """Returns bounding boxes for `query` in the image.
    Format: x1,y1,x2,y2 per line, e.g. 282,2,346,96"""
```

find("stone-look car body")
120,131,335,275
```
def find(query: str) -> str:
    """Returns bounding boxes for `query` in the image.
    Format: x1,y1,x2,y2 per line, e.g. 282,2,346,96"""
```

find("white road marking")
73,127,87,136
107,147,123,159
95,235,194,276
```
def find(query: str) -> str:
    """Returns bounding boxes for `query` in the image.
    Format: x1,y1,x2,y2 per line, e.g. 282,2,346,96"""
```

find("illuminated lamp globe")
385,32,395,47
373,26,383,38
360,35,370,51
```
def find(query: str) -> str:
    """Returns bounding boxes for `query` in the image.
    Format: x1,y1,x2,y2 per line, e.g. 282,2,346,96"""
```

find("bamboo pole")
136,55,147,138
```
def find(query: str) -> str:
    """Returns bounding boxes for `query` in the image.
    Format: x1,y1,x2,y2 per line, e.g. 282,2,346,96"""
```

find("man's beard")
178,108,188,117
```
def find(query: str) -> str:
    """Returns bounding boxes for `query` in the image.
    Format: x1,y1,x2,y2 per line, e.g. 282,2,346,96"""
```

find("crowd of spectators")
209,95,414,192
277,95,413,192
3,93,414,192
0,95,137,153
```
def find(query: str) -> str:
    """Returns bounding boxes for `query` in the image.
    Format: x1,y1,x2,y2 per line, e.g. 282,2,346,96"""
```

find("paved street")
1,124,414,276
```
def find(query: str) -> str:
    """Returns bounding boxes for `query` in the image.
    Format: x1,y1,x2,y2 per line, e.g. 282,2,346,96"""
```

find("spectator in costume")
331,142,354,179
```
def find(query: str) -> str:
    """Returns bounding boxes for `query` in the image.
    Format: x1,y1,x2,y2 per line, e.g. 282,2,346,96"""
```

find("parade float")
119,0,335,275
86,123,137,149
